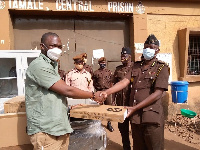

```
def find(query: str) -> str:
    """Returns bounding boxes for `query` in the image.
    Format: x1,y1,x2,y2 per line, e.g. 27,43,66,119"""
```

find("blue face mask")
100,64,106,68
143,48,155,60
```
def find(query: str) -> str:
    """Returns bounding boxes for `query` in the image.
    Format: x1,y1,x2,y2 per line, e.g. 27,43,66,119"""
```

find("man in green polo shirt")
25,32,103,150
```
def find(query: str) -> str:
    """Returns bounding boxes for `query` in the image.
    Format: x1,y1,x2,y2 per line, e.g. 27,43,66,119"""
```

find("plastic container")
170,81,189,103
180,109,197,118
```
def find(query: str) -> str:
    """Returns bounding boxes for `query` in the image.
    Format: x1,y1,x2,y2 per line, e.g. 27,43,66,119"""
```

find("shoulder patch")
158,61,170,75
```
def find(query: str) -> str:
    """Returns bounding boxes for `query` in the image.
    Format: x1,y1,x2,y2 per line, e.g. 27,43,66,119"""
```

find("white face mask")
143,48,155,60
47,47,62,61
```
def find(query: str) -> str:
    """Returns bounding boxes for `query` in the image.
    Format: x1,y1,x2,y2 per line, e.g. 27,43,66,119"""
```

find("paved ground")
1,121,199,150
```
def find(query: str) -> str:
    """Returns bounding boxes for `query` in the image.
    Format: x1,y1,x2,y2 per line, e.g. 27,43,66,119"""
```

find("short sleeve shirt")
65,68,94,92
25,53,73,136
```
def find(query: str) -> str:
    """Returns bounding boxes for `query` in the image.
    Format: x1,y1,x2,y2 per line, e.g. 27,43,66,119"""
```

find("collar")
73,68,87,73
40,53,53,64
40,53,57,67
140,58,158,67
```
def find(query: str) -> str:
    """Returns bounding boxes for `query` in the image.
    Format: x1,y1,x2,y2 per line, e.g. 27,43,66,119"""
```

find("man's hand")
124,106,137,118
94,91,106,103
100,91,107,99
71,104,83,109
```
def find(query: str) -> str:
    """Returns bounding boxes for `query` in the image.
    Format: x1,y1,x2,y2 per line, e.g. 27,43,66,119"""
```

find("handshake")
93,91,108,104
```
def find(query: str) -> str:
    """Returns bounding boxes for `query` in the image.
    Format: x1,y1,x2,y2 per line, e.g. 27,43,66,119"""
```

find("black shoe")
107,122,114,132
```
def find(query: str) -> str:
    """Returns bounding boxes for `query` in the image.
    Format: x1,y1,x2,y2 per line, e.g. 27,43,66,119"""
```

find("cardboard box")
4,96,25,113
0,112,30,148
70,105,127,123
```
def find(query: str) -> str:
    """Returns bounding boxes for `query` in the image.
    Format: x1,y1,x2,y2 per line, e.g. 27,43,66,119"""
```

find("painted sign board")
1,0,134,13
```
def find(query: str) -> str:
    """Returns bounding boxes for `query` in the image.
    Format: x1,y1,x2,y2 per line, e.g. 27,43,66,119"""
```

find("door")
13,15,130,72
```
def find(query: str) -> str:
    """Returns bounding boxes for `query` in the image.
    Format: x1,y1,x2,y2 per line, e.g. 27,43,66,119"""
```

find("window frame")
178,28,200,82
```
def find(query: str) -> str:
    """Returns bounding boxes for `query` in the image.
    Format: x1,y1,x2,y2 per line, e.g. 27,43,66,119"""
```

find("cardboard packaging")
70,105,128,123
0,112,31,148
4,96,25,113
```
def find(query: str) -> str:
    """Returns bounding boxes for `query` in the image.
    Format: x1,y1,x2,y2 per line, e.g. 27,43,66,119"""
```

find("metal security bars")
187,35,200,75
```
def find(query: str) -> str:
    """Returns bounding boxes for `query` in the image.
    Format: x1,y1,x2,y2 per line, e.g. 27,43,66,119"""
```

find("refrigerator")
0,50,41,113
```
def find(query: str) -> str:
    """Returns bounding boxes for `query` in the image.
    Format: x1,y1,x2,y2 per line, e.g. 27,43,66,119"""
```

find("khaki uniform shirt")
65,68,94,92
125,58,169,125
83,64,93,76
92,68,113,91
25,53,73,136
113,62,134,106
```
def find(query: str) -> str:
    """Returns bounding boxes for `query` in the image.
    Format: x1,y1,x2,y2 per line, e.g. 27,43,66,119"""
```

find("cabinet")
0,50,40,113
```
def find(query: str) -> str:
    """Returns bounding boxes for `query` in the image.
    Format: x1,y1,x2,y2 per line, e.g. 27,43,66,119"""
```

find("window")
178,28,200,82
187,35,200,75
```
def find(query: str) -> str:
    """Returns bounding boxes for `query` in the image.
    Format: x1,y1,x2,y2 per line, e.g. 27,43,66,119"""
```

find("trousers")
131,123,164,150
30,132,70,150
118,118,131,150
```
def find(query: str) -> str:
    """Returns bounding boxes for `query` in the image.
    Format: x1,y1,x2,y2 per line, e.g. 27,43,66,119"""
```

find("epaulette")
157,60,168,65
158,60,170,69
157,60,170,75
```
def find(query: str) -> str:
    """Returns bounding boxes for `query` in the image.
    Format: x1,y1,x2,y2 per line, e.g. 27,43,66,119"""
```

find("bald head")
41,32,59,45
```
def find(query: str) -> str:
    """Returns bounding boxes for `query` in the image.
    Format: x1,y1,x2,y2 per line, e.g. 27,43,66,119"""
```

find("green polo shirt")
25,53,73,136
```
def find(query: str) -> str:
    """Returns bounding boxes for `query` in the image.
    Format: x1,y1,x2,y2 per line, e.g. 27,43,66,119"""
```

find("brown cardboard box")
70,105,127,123
4,96,25,113
0,112,30,148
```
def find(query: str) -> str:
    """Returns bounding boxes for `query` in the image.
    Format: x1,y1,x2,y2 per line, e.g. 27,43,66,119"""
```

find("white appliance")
0,50,41,113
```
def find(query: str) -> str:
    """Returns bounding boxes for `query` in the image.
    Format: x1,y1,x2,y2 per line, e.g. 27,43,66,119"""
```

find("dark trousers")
118,118,131,150
131,123,164,150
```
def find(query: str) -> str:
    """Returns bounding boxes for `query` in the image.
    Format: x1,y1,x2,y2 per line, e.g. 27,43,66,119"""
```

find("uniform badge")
131,77,134,82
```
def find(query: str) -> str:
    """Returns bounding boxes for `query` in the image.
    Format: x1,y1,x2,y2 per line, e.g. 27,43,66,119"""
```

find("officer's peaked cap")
80,53,87,58
121,47,131,55
73,54,84,62
98,57,106,63
144,34,159,46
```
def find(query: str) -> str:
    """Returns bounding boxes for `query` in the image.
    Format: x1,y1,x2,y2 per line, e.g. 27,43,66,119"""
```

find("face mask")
47,47,62,61
100,64,106,69
143,48,155,60
75,64,83,70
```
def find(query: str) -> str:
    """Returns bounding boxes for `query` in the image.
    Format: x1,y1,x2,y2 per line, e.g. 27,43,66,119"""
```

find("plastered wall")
145,2,200,115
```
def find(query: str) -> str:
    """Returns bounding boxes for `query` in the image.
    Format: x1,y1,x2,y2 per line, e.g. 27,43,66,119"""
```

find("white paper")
93,49,104,59
134,43,144,53
156,53,172,83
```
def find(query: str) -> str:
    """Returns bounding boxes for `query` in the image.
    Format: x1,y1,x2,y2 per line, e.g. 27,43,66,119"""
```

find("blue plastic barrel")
170,81,189,103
